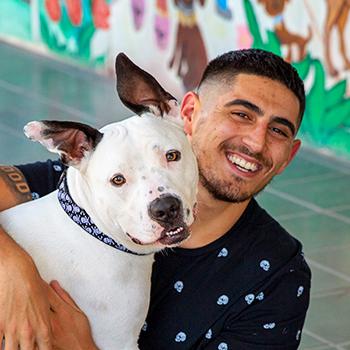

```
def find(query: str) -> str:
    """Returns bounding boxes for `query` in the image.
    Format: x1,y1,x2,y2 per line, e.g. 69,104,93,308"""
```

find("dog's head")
258,0,288,16
24,53,198,254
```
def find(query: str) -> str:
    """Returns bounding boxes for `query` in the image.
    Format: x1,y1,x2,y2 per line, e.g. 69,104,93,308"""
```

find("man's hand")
49,281,98,350
0,228,53,350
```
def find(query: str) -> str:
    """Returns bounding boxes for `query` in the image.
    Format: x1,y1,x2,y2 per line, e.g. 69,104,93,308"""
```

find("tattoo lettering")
0,166,32,211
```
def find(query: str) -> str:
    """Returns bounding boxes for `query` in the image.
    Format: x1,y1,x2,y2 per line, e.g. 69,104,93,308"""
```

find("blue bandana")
57,175,146,256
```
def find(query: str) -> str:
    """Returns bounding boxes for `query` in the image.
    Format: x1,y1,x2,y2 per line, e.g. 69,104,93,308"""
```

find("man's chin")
199,175,248,203
212,191,252,204
199,165,274,203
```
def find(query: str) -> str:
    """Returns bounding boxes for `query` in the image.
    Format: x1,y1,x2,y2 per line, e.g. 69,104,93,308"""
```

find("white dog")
0,54,198,350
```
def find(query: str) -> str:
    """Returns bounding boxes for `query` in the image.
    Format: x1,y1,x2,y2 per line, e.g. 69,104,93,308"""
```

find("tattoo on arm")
0,166,32,211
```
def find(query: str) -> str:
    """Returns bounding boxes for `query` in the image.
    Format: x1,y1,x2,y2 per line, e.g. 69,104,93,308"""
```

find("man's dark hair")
198,49,305,126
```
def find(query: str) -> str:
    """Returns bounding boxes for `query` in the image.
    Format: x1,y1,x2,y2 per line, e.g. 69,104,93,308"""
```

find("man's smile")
225,152,263,177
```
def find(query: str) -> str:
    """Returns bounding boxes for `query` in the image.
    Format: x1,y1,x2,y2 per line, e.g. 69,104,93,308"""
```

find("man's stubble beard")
197,160,270,203
191,120,272,203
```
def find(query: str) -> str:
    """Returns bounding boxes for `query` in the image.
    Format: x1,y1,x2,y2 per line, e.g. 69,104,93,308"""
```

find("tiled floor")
1,41,350,349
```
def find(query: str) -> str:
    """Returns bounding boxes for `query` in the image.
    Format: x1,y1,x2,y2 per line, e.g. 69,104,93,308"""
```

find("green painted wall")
1,0,349,160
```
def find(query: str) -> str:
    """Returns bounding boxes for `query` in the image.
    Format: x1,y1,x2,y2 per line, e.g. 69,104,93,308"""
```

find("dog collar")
57,175,146,256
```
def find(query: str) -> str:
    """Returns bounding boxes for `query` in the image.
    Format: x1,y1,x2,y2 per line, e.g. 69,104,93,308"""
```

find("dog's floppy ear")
115,53,180,121
24,120,103,170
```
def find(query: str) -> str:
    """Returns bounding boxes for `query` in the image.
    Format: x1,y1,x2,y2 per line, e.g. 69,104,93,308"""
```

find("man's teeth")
166,227,184,237
227,154,258,172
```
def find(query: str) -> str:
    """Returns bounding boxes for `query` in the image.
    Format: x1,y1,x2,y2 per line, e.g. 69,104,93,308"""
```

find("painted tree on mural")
41,0,110,65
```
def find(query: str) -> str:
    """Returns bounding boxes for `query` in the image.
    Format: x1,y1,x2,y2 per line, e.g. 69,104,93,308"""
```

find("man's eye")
166,150,181,162
232,112,249,119
271,127,288,137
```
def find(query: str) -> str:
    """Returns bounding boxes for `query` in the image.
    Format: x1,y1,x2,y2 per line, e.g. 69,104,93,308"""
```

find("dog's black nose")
148,195,181,224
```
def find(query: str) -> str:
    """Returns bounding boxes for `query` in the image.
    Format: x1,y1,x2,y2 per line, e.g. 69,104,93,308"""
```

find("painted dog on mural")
324,0,350,76
258,0,312,62
169,0,208,90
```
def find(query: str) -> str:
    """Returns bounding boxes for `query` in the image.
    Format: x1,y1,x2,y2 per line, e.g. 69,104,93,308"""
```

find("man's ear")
290,139,301,161
277,139,301,175
181,91,199,137
24,120,103,170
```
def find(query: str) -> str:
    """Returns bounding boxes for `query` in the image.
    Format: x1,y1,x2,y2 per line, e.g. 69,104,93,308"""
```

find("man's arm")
0,165,53,350
0,165,32,211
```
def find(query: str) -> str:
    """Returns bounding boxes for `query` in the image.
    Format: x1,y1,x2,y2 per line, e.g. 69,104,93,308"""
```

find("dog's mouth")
158,225,190,246
126,233,143,245
126,225,190,246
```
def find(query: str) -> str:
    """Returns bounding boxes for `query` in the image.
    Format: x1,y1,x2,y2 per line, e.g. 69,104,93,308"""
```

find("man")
0,48,311,349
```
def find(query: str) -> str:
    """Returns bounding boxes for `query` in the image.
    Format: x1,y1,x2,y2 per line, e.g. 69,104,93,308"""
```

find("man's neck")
180,184,250,249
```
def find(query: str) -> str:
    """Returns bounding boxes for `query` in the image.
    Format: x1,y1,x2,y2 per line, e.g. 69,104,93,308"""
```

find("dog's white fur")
0,57,198,349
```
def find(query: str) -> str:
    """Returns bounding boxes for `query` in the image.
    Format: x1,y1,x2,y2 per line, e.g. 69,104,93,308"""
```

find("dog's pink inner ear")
42,127,99,165
115,53,176,117
56,129,91,161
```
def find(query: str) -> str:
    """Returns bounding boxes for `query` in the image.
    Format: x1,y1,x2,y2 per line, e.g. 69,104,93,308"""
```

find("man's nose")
241,125,267,154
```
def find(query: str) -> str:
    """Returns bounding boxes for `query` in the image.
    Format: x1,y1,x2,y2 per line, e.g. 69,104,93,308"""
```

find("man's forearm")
0,164,32,256
0,226,27,274
0,165,32,211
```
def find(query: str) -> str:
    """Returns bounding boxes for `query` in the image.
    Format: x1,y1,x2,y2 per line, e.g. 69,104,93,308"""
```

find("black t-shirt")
16,160,311,350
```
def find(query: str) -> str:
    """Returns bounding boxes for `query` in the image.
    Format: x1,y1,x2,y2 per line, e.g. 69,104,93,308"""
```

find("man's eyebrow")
224,99,263,115
272,117,296,136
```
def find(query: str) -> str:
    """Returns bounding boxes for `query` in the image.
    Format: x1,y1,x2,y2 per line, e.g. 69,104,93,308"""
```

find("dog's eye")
111,174,126,186
166,150,181,162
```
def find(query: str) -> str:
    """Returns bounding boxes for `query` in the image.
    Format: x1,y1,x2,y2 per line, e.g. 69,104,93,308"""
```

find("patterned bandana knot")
57,175,147,256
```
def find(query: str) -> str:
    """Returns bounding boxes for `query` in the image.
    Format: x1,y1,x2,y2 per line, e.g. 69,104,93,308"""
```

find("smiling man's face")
182,73,301,203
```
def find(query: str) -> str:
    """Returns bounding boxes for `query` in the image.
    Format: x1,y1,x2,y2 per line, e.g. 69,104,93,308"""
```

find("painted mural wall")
1,0,350,160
